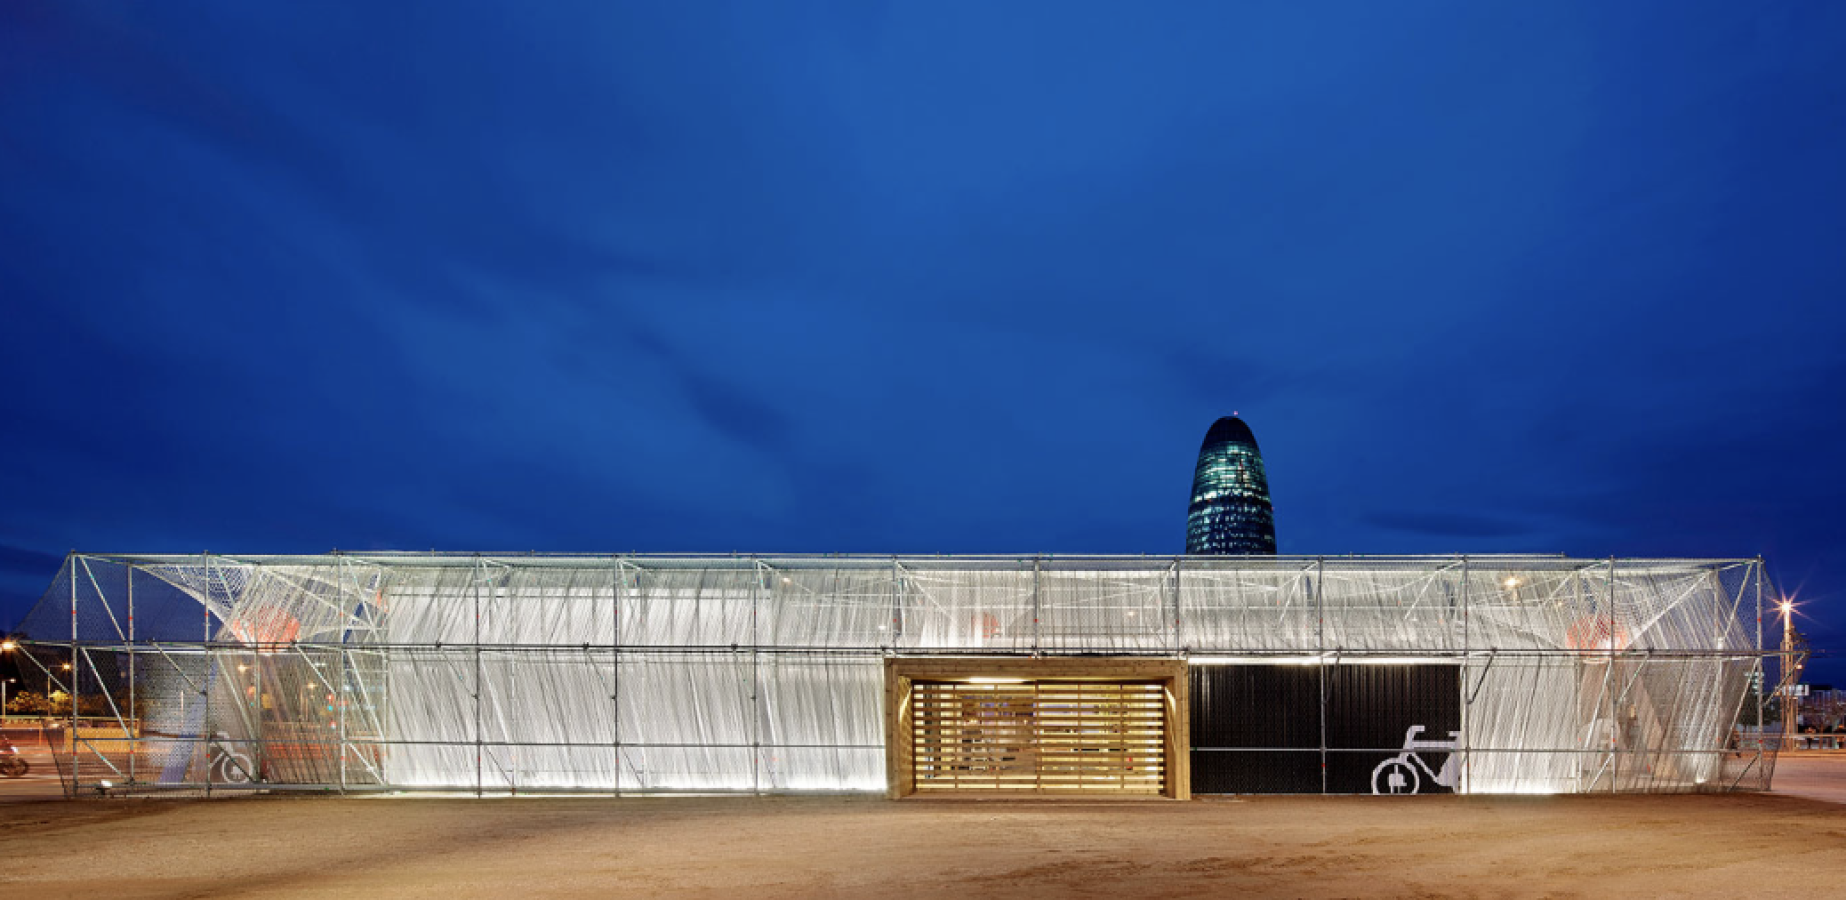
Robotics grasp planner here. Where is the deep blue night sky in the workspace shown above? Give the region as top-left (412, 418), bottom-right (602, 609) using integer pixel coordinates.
top-left (2, 4), bottom-right (1842, 679)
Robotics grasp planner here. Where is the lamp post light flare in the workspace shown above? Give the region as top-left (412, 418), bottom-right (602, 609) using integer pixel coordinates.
top-left (1780, 598), bottom-right (1802, 743)
top-left (0, 641), bottom-right (13, 723)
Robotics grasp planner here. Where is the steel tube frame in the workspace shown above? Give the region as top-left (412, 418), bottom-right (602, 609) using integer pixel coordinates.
top-left (15, 553), bottom-right (1773, 798)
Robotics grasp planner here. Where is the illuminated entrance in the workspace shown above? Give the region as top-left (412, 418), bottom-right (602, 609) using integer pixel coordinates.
top-left (910, 680), bottom-right (1166, 793)
top-left (885, 658), bottom-right (1189, 798)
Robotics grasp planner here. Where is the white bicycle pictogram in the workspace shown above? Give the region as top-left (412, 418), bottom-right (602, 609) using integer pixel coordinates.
top-left (209, 731), bottom-right (256, 784)
top-left (1370, 725), bottom-right (1460, 795)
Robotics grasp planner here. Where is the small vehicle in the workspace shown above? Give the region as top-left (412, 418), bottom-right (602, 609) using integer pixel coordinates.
top-left (0, 738), bottom-right (28, 778)
top-left (1371, 725), bottom-right (1460, 795)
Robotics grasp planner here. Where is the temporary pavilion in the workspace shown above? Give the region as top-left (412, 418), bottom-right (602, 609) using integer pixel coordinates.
top-left (10, 552), bottom-right (1784, 798)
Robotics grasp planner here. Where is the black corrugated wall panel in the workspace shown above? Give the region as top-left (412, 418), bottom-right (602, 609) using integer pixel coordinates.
top-left (1191, 664), bottom-right (1462, 794)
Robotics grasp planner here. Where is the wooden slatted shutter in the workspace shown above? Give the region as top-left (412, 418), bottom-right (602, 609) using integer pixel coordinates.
top-left (910, 680), bottom-right (1166, 794)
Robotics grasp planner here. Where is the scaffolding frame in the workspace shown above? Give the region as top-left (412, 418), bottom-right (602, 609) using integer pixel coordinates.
top-left (11, 552), bottom-right (1777, 796)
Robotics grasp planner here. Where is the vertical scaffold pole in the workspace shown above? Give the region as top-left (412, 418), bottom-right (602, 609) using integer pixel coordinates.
top-left (751, 560), bottom-right (762, 795)
top-left (128, 562), bottom-right (136, 788)
top-left (1031, 557), bottom-right (1041, 656)
top-left (889, 557), bottom-right (901, 644)
top-left (508, 606), bottom-right (517, 797)
top-left (69, 554), bottom-right (79, 798)
top-left (1316, 558), bottom-right (1326, 795)
top-left (1459, 556), bottom-right (1469, 794)
top-left (335, 556), bottom-right (346, 793)
top-left (377, 566), bottom-right (392, 795)
top-left (620, 560), bottom-right (627, 796)
top-left (1607, 557), bottom-right (1617, 793)
top-left (1169, 560), bottom-right (1181, 654)
top-left (474, 555), bottom-right (483, 798)
top-left (202, 553), bottom-right (212, 798)
top-left (337, 646), bottom-right (348, 794)
top-left (1754, 559), bottom-right (1764, 749)
top-left (254, 640), bottom-right (264, 787)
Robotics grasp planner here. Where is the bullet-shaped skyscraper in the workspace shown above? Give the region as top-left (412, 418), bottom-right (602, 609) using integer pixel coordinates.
top-left (1186, 415), bottom-right (1276, 554)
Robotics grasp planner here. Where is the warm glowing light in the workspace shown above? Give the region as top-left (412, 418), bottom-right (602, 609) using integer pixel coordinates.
top-left (0, 640), bottom-right (14, 652)
top-left (60, 663), bottom-right (71, 671)
top-left (1780, 600), bottom-right (1794, 616)
top-left (1565, 615), bottom-right (1630, 653)
top-left (1503, 577), bottom-right (1520, 588)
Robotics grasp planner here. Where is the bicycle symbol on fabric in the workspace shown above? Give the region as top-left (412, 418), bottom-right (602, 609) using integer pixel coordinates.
top-left (1370, 726), bottom-right (1460, 795)
top-left (208, 732), bottom-right (256, 784)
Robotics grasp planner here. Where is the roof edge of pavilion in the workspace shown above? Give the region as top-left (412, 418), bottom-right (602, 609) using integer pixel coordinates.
top-left (49, 551), bottom-right (1763, 570)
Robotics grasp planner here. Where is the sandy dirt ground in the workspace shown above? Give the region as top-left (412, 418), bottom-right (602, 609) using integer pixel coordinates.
top-left (1, 787), bottom-right (1843, 899)
top-left (1764, 751), bottom-right (1846, 804)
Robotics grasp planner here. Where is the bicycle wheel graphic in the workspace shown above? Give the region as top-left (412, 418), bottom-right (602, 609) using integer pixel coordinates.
top-left (214, 752), bottom-right (253, 784)
top-left (1371, 758), bottom-right (1420, 795)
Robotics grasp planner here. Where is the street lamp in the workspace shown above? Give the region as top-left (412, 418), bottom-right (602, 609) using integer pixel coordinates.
top-left (47, 661), bottom-right (71, 703)
top-left (1781, 599), bottom-right (1802, 743)
top-left (1, 639), bottom-right (15, 722)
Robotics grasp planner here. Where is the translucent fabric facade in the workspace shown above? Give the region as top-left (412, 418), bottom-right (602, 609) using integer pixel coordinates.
top-left (12, 553), bottom-right (1778, 796)
top-left (1186, 416), bottom-right (1277, 554)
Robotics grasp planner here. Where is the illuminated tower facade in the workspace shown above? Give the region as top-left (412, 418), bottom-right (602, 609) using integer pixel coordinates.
top-left (1186, 415), bottom-right (1276, 554)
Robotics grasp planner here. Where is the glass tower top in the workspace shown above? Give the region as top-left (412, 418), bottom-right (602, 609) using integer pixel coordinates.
top-left (1186, 415), bottom-right (1276, 555)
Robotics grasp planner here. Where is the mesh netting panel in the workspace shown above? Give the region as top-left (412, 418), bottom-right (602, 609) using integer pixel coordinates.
top-left (1038, 562), bottom-right (1174, 652)
top-left (1178, 559), bottom-right (1318, 652)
